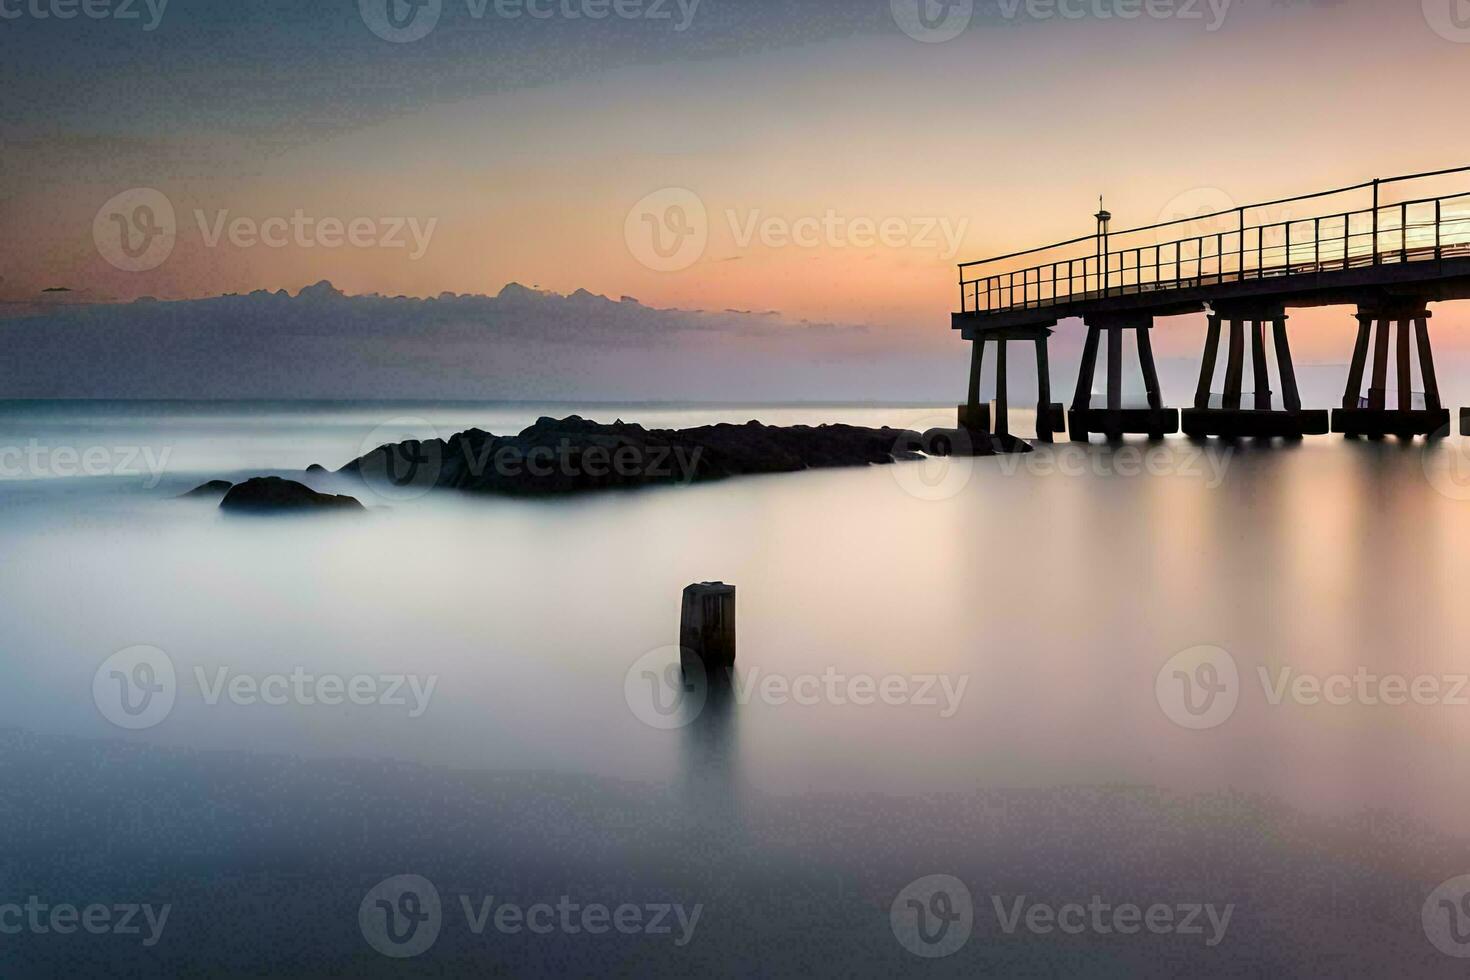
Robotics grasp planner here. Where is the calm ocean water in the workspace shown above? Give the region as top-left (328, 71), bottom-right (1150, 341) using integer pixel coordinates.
top-left (4, 400), bottom-right (1470, 975)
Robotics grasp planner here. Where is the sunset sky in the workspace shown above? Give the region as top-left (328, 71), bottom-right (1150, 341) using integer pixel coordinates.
top-left (5, 0), bottom-right (1470, 394)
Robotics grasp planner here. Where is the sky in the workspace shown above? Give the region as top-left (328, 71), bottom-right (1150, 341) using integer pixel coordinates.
top-left (3, 0), bottom-right (1470, 400)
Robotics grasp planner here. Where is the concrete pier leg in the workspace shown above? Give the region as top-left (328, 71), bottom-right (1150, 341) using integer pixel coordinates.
top-left (967, 340), bottom-right (985, 415)
top-left (1223, 319), bottom-right (1245, 411)
top-left (1397, 319), bottom-right (1413, 413)
top-left (1251, 320), bottom-right (1273, 411)
top-left (1416, 316), bottom-right (1441, 412)
top-left (1071, 325), bottom-right (1101, 442)
top-left (1369, 318), bottom-right (1391, 411)
top-left (1106, 326), bottom-right (1123, 442)
top-left (1034, 337), bottom-right (1054, 444)
top-left (1273, 318), bottom-right (1302, 413)
top-left (1343, 314), bottom-right (1372, 411)
top-left (680, 582), bottom-right (736, 682)
top-left (1136, 326), bottom-right (1165, 440)
top-left (1195, 315), bottom-right (1222, 411)
top-left (995, 339), bottom-right (1010, 439)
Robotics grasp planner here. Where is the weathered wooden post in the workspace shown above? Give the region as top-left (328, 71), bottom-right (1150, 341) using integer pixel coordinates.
top-left (680, 583), bottom-right (736, 681)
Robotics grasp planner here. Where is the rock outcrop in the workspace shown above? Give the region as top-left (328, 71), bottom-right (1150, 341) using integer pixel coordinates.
top-left (179, 479), bottom-right (234, 499)
top-left (339, 416), bottom-right (1028, 498)
top-left (218, 477), bottom-right (363, 514)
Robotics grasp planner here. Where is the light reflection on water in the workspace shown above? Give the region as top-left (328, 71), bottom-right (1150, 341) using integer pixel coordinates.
top-left (4, 402), bottom-right (1470, 973)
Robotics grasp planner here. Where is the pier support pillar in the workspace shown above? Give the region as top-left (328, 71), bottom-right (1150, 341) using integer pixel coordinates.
top-left (1183, 304), bottom-right (1327, 439)
top-left (958, 321), bottom-right (1063, 444)
top-left (680, 582), bottom-right (736, 682)
top-left (1068, 313), bottom-right (1179, 443)
top-left (1333, 300), bottom-right (1449, 439)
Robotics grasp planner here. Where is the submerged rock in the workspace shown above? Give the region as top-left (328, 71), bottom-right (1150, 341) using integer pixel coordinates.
top-left (219, 477), bottom-right (363, 514)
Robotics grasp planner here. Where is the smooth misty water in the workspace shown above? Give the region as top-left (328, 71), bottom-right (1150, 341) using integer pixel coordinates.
top-left (6, 401), bottom-right (1470, 976)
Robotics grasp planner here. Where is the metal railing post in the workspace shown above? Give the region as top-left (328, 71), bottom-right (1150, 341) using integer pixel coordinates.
top-left (1436, 199), bottom-right (1443, 261)
top-left (1372, 178), bottom-right (1381, 265)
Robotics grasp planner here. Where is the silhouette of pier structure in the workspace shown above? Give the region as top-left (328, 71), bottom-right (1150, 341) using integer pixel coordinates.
top-left (953, 167), bottom-right (1470, 442)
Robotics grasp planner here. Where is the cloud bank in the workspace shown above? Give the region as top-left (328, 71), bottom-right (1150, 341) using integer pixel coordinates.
top-left (0, 282), bottom-right (962, 402)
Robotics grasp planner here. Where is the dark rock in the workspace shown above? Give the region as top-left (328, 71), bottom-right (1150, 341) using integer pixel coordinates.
top-left (219, 477), bottom-right (363, 514)
top-left (178, 480), bottom-right (234, 499)
top-left (339, 416), bottom-right (932, 498)
top-left (305, 464), bottom-right (328, 474)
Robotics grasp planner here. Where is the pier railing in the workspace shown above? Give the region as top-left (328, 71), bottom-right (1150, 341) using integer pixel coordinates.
top-left (959, 167), bottom-right (1470, 316)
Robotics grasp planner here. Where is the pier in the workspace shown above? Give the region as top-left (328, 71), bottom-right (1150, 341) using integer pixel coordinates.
top-left (953, 167), bottom-right (1470, 442)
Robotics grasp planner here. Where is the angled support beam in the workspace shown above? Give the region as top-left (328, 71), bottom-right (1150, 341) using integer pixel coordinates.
top-left (1369, 317), bottom-right (1391, 411)
top-left (1344, 314), bottom-right (1372, 410)
top-left (967, 339), bottom-right (985, 411)
top-left (1137, 326), bottom-right (1163, 412)
top-left (1073, 325), bottom-right (1101, 413)
top-left (1416, 316), bottom-right (1441, 412)
top-left (1273, 318), bottom-right (1302, 413)
top-left (1195, 315), bottom-right (1222, 411)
